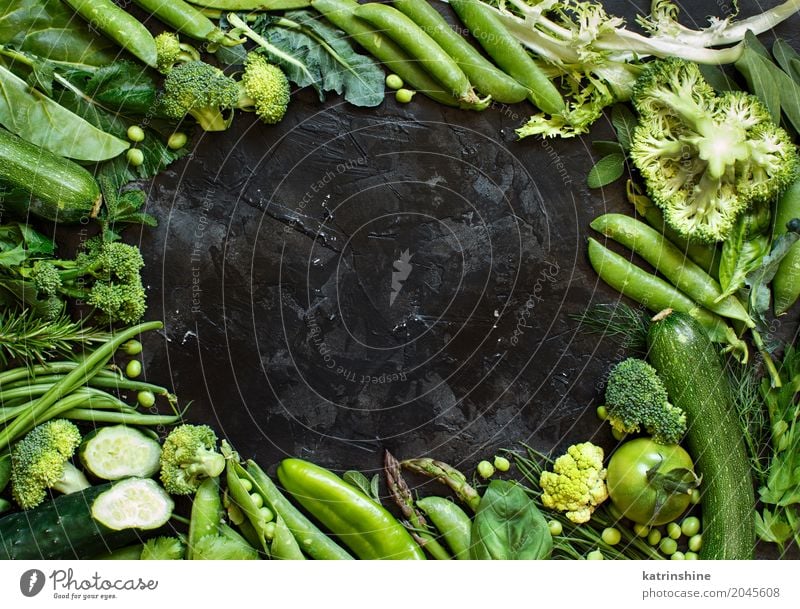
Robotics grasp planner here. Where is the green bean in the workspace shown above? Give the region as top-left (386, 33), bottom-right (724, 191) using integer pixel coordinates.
top-left (416, 496), bottom-right (472, 560)
top-left (773, 178), bottom-right (800, 315)
top-left (354, 3), bottom-right (481, 105)
top-left (57, 408), bottom-right (181, 426)
top-left (591, 214), bottom-right (753, 326)
top-left (393, 0), bottom-right (528, 103)
top-left (188, 477), bottom-right (222, 559)
top-left (312, 0), bottom-right (486, 109)
top-left (449, 0), bottom-right (564, 114)
top-left (587, 238), bottom-right (748, 361)
top-left (131, 0), bottom-right (239, 46)
top-left (61, 0), bottom-right (158, 68)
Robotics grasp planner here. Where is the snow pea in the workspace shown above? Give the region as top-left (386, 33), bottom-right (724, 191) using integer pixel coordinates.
top-left (773, 178), bottom-right (800, 315)
top-left (277, 458), bottom-right (425, 560)
top-left (393, 0), bottom-right (528, 103)
top-left (131, 0), bottom-right (237, 46)
top-left (449, 0), bottom-right (564, 114)
top-left (61, 0), bottom-right (158, 68)
top-left (416, 496), bottom-right (472, 559)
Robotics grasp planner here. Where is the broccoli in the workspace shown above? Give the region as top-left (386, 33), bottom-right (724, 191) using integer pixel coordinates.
top-left (10, 420), bottom-right (90, 510)
top-left (604, 358), bottom-right (686, 445)
top-left (155, 32), bottom-right (201, 75)
top-left (236, 53), bottom-right (290, 126)
top-left (539, 442), bottom-right (608, 524)
top-left (159, 424), bottom-right (226, 495)
top-left (630, 58), bottom-right (798, 243)
top-left (140, 536), bottom-right (186, 560)
top-left (159, 61), bottom-right (240, 132)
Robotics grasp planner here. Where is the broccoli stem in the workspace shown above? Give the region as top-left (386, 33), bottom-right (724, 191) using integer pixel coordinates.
top-left (52, 462), bottom-right (91, 495)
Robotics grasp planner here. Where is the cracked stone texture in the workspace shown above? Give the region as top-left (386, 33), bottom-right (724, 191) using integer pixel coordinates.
top-left (139, 0), bottom-right (798, 535)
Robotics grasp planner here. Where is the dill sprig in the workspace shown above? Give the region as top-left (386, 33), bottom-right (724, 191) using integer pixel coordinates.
top-left (570, 303), bottom-right (651, 352)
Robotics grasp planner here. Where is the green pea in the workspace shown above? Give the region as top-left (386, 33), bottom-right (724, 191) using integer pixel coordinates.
top-left (659, 537), bottom-right (678, 556)
top-left (125, 359), bottom-right (142, 378)
top-left (586, 549), bottom-right (604, 560)
top-left (547, 520), bottom-right (562, 536)
top-left (127, 125), bottom-right (145, 142)
top-left (596, 405), bottom-right (608, 420)
top-left (493, 456), bottom-right (510, 472)
top-left (684, 551), bottom-right (699, 560)
top-left (667, 522), bottom-right (682, 540)
top-left (671, 551), bottom-right (686, 560)
top-left (263, 521), bottom-right (276, 540)
top-left (688, 534), bottom-right (703, 552)
top-left (385, 74), bottom-right (404, 90)
top-left (167, 132), bottom-right (188, 150)
top-left (121, 339), bottom-right (143, 355)
top-left (647, 529), bottom-right (662, 546)
top-left (633, 523), bottom-right (650, 538)
top-left (690, 489), bottom-right (701, 505)
top-left (126, 148), bottom-right (144, 167)
top-left (239, 478), bottom-right (253, 492)
top-left (601, 527), bottom-right (621, 546)
top-left (249, 492), bottom-right (264, 508)
top-left (611, 427), bottom-right (626, 441)
top-left (259, 506), bottom-right (274, 523)
top-left (396, 88), bottom-right (416, 103)
top-left (137, 390), bottom-right (156, 408)
top-left (476, 460), bottom-right (495, 479)
top-left (681, 516), bottom-right (701, 537)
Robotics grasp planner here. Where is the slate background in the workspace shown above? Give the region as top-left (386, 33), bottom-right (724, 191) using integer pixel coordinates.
top-left (134, 0), bottom-right (799, 553)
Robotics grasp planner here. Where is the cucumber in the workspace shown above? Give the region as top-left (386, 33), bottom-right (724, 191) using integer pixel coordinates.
top-left (0, 482), bottom-right (156, 559)
top-left (0, 453), bottom-right (10, 493)
top-left (646, 309), bottom-right (755, 559)
top-left (91, 478), bottom-right (173, 531)
top-left (79, 426), bottom-right (162, 480)
top-left (0, 127), bottom-right (101, 224)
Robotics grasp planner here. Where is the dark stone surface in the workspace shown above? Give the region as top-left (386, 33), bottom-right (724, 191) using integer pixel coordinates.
top-left (137, 0), bottom-right (798, 550)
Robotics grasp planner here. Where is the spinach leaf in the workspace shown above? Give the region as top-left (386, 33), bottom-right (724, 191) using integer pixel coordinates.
top-left (67, 62), bottom-right (159, 116)
top-left (0, 64), bottom-right (128, 161)
top-left (470, 480), bottom-right (552, 560)
top-left (252, 10), bottom-right (384, 107)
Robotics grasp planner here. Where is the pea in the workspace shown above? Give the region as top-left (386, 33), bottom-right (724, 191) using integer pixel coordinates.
top-left (671, 551), bottom-right (686, 560)
top-left (547, 520), bottom-right (562, 536)
top-left (633, 523), bottom-right (650, 538)
top-left (659, 538), bottom-right (678, 556)
top-left (259, 506), bottom-right (274, 523)
top-left (121, 340), bottom-right (143, 355)
top-left (127, 125), bottom-right (145, 142)
top-left (249, 492), bottom-right (264, 509)
top-left (493, 456), bottom-right (510, 472)
top-left (586, 549), bottom-right (604, 560)
top-left (126, 148), bottom-right (144, 167)
top-left (167, 132), bottom-right (188, 150)
top-left (385, 74), bottom-right (404, 90)
top-left (137, 390), bottom-right (156, 408)
top-left (611, 427), bottom-right (626, 441)
top-left (772, 179), bottom-right (800, 314)
top-left (396, 88), bottom-right (416, 104)
top-left (681, 516), bottom-right (701, 537)
top-left (263, 521), bottom-right (276, 540)
top-left (690, 489), bottom-right (701, 505)
top-left (601, 527), bottom-right (622, 546)
top-left (647, 529), bottom-right (662, 546)
top-left (239, 478), bottom-right (253, 492)
top-left (476, 460), bottom-right (495, 479)
top-left (667, 522), bottom-right (682, 540)
top-left (688, 534), bottom-right (703, 552)
top-left (125, 359), bottom-right (142, 378)
top-left (596, 405), bottom-right (608, 420)
top-left (684, 551), bottom-right (699, 560)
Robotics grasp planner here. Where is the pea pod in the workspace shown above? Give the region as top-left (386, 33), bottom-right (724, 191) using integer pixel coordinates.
top-left (590, 214), bottom-right (753, 326)
top-left (353, 3), bottom-right (482, 105)
top-left (185, 0), bottom-right (311, 9)
top-left (393, 0), bottom-right (527, 103)
top-left (61, 0), bottom-right (158, 68)
top-left (773, 178), bottom-right (800, 315)
top-left (449, 0), bottom-right (564, 114)
top-left (416, 496), bottom-right (472, 560)
top-left (277, 458), bottom-right (425, 560)
top-left (587, 238), bottom-right (748, 361)
top-left (187, 478), bottom-right (222, 559)
top-left (131, 0), bottom-right (239, 46)
top-left (226, 458), bottom-right (276, 554)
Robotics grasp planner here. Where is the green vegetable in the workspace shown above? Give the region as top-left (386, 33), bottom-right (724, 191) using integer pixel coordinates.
top-left (401, 457), bottom-right (481, 511)
top-left (60, 0), bottom-right (158, 68)
top-left (450, 0), bottom-right (563, 113)
top-left (395, 88), bottom-right (415, 104)
top-left (394, 0), bottom-right (528, 104)
top-left (155, 31), bottom-right (201, 74)
top-left (126, 148), bottom-right (145, 167)
top-left (131, 0), bottom-right (240, 47)
top-left (141, 536), bottom-right (185, 560)
top-left (607, 437), bottom-right (699, 527)
top-left (186, 0), bottom-right (311, 8)
top-left (127, 126), bottom-right (145, 143)
top-left (647, 309), bottom-right (755, 559)
top-left (659, 537), bottom-right (678, 556)
top-left (190, 523), bottom-right (259, 560)
top-left (159, 61), bottom-right (239, 132)
top-left (0, 452), bottom-right (10, 492)
top-left (416, 496), bottom-right (472, 560)
top-left (159, 424), bottom-right (225, 496)
top-left (547, 520), bottom-right (562, 536)
top-left (237, 53), bottom-right (290, 125)
top-left (470, 480), bottom-right (552, 560)
top-left (688, 534), bottom-right (702, 552)
top-left (277, 457), bottom-right (425, 560)
top-left (167, 132), bottom-right (188, 150)
top-left (493, 455), bottom-right (510, 472)
top-left (601, 527), bottom-right (622, 545)
top-left (137, 391), bottom-right (156, 408)
top-left (667, 522), bottom-right (682, 540)
top-left (773, 178), bottom-right (800, 315)
top-left (386, 74), bottom-right (403, 90)
top-left (91, 478), bottom-right (174, 530)
top-left (586, 549), bottom-right (604, 560)
top-left (187, 477), bottom-right (223, 560)
top-left (681, 517), bottom-right (701, 537)
top-left (476, 459), bottom-right (495, 479)
top-left (539, 442), bottom-right (608, 524)
top-left (125, 359), bottom-right (143, 378)
top-left (630, 58), bottom-right (798, 243)
top-left (603, 358), bottom-right (686, 445)
top-left (79, 426), bottom-right (162, 481)
top-left (10, 419), bottom-right (90, 509)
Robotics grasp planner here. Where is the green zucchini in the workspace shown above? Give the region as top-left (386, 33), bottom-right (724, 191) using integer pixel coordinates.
top-left (0, 128), bottom-right (101, 223)
top-left (0, 453), bottom-right (10, 493)
top-left (0, 482), bottom-right (154, 559)
top-left (646, 309), bottom-right (755, 560)
top-left (79, 426), bottom-right (162, 481)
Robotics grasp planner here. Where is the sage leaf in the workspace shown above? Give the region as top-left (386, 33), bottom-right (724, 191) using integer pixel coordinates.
top-left (773, 39), bottom-right (800, 84)
top-left (587, 152), bottom-right (625, 188)
top-left (736, 33), bottom-right (781, 124)
top-left (591, 140), bottom-right (625, 155)
top-left (698, 64), bottom-right (740, 92)
top-left (611, 104), bottom-right (637, 151)
top-left (0, 64), bottom-right (128, 161)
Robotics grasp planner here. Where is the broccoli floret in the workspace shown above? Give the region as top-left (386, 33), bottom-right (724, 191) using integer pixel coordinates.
top-left (155, 32), bottom-right (200, 74)
top-left (236, 53), bottom-right (290, 126)
top-left (540, 442), bottom-right (608, 524)
top-left (30, 261), bottom-right (62, 296)
top-left (630, 58), bottom-right (798, 243)
top-left (604, 358), bottom-right (687, 445)
top-left (10, 420), bottom-right (90, 510)
top-left (159, 424), bottom-right (226, 495)
top-left (160, 61), bottom-right (239, 132)
top-left (141, 536), bottom-right (186, 560)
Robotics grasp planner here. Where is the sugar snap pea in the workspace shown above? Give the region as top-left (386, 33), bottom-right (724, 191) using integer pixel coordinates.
top-left (449, 0), bottom-right (564, 114)
top-left (61, 0), bottom-right (158, 68)
top-left (187, 478), bottom-right (222, 559)
top-left (354, 2), bottom-right (482, 105)
top-left (773, 178), bottom-right (800, 315)
top-left (416, 496), bottom-right (472, 560)
top-left (131, 0), bottom-right (240, 46)
top-left (393, 0), bottom-right (527, 103)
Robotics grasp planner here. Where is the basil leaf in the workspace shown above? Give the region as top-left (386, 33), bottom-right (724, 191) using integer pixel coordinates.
top-left (587, 153), bottom-right (625, 188)
top-left (611, 104), bottom-right (636, 151)
top-left (470, 480), bottom-right (552, 560)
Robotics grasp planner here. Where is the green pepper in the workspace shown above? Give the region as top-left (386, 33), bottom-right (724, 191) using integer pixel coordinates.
top-left (277, 458), bottom-right (425, 560)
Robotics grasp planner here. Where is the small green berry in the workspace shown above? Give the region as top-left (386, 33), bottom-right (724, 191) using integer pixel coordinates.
top-left (167, 132), bottom-right (188, 150)
top-left (385, 74), bottom-right (403, 90)
top-left (477, 460), bottom-right (495, 479)
top-left (127, 125), bottom-right (145, 142)
top-left (395, 88), bottom-right (415, 103)
top-left (125, 359), bottom-right (142, 378)
top-left (493, 455), bottom-right (510, 472)
top-left (647, 529), bottom-right (662, 546)
top-left (126, 148), bottom-right (144, 167)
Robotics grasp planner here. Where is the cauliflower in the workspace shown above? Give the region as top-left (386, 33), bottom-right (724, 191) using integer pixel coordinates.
top-left (539, 442), bottom-right (608, 523)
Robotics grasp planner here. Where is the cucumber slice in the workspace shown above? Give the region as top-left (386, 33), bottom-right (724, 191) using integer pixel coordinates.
top-left (80, 425), bottom-right (162, 480)
top-left (92, 478), bottom-right (174, 531)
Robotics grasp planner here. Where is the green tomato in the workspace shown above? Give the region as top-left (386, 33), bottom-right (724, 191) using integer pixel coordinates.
top-left (606, 438), bottom-right (697, 526)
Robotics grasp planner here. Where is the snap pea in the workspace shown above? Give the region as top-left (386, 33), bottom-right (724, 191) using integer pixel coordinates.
top-left (773, 178), bottom-right (800, 315)
top-left (354, 3), bottom-right (481, 105)
top-left (187, 478), bottom-right (222, 559)
top-left (226, 459), bottom-right (280, 555)
top-left (591, 214), bottom-right (753, 326)
top-left (393, 0), bottom-right (528, 103)
top-left (61, 0), bottom-right (158, 68)
top-left (311, 0), bottom-right (487, 109)
top-left (131, 0), bottom-right (239, 46)
top-left (185, 0), bottom-right (311, 9)
top-left (416, 496), bottom-right (472, 560)
top-left (587, 238), bottom-right (747, 360)
top-left (449, 0), bottom-right (564, 114)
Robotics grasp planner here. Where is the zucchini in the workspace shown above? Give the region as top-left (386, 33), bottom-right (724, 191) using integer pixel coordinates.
top-left (0, 127), bottom-right (101, 223)
top-left (79, 425), bottom-right (162, 480)
top-left (0, 482), bottom-right (158, 559)
top-left (0, 453), bottom-right (10, 493)
top-left (646, 309), bottom-right (755, 559)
